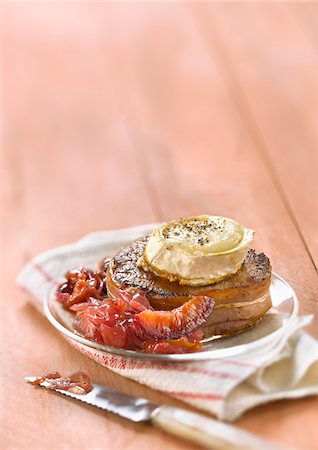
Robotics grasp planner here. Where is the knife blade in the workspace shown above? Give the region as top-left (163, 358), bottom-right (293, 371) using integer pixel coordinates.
top-left (25, 377), bottom-right (283, 450)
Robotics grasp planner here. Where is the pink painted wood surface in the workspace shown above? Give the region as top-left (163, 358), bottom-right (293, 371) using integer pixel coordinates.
top-left (2, 3), bottom-right (318, 449)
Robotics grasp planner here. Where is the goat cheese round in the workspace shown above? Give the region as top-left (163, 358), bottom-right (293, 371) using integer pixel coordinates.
top-left (141, 215), bottom-right (254, 286)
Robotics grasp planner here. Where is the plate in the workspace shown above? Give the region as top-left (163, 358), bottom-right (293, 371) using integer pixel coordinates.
top-left (44, 224), bottom-right (299, 362)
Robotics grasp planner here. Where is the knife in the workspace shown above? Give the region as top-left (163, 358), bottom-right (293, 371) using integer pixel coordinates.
top-left (25, 378), bottom-right (281, 450)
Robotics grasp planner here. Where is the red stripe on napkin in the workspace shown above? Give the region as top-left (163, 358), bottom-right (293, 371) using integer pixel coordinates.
top-left (169, 391), bottom-right (224, 400)
top-left (18, 284), bottom-right (38, 302)
top-left (32, 262), bottom-right (54, 283)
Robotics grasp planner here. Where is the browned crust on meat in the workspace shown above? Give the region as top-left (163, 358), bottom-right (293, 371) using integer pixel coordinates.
top-left (106, 236), bottom-right (271, 303)
top-left (104, 235), bottom-right (272, 337)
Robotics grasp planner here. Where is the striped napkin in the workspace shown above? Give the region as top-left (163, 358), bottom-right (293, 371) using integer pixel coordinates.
top-left (16, 225), bottom-right (318, 421)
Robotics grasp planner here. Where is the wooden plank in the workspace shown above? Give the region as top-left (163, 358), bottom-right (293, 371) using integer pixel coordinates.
top-left (2, 4), bottom-right (191, 450)
top-left (2, 3), bottom-right (318, 450)
top-left (3, 3), bottom-right (158, 257)
top-left (97, 2), bottom-right (318, 312)
top-left (294, 2), bottom-right (318, 42)
top-left (91, 4), bottom-right (318, 448)
top-left (191, 2), bottom-right (318, 268)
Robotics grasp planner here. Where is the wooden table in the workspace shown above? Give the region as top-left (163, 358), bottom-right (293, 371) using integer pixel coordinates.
top-left (2, 3), bottom-right (318, 449)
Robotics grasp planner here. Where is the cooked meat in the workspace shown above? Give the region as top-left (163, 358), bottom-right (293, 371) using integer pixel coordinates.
top-left (105, 235), bottom-right (272, 337)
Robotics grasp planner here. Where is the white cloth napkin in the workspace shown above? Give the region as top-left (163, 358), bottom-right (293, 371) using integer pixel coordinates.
top-left (16, 226), bottom-right (318, 421)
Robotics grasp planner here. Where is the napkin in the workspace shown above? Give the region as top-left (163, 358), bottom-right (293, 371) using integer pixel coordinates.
top-left (16, 226), bottom-right (318, 421)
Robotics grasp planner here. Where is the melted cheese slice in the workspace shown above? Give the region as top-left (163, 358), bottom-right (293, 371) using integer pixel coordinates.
top-left (141, 215), bottom-right (254, 286)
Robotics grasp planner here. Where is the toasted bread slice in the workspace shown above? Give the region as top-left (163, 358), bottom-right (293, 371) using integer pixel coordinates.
top-left (105, 235), bottom-right (272, 337)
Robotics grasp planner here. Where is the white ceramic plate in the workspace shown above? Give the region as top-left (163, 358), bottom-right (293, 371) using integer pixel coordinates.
top-left (44, 224), bottom-right (299, 362)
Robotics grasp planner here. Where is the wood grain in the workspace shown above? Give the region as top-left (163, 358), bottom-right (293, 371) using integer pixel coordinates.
top-left (2, 3), bottom-right (318, 450)
top-left (99, 2), bottom-right (318, 320)
top-left (192, 2), bottom-right (318, 268)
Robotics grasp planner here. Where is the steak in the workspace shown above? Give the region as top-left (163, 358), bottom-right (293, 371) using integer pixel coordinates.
top-left (105, 235), bottom-right (272, 337)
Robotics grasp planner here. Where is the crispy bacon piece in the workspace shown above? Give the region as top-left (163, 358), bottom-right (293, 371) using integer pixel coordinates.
top-left (26, 371), bottom-right (93, 394)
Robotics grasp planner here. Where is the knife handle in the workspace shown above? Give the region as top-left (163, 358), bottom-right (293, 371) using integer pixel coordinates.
top-left (151, 406), bottom-right (282, 450)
